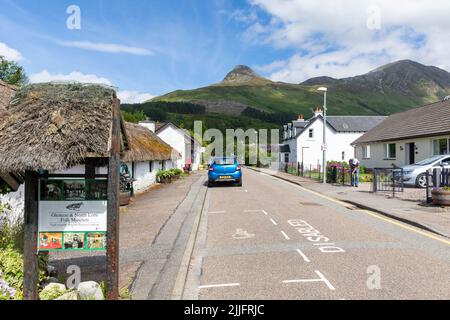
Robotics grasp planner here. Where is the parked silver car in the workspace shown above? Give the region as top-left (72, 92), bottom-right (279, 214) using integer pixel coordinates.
top-left (400, 155), bottom-right (450, 188)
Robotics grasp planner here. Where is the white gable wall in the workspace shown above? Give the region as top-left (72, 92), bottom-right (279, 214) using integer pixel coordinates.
top-left (157, 126), bottom-right (186, 169)
top-left (286, 118), bottom-right (363, 168)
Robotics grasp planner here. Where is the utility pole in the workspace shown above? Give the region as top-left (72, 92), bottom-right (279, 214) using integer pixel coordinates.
top-left (318, 87), bottom-right (328, 184)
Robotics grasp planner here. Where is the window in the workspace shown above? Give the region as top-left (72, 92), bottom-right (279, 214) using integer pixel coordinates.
top-left (362, 145), bottom-right (371, 159)
top-left (432, 138), bottom-right (450, 155)
top-left (162, 161), bottom-right (166, 170)
top-left (149, 161), bottom-right (154, 173)
top-left (342, 151), bottom-right (345, 161)
top-left (385, 143), bottom-right (396, 159)
top-left (309, 129), bottom-right (314, 139)
top-left (284, 153), bottom-right (289, 163)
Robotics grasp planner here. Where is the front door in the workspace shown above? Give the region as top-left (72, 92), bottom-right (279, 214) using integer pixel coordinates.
top-left (407, 143), bottom-right (415, 164)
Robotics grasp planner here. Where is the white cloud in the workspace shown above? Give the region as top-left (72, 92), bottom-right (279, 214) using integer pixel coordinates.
top-left (0, 42), bottom-right (23, 61)
top-left (246, 0), bottom-right (450, 82)
top-left (59, 41), bottom-right (153, 56)
top-left (117, 90), bottom-right (154, 104)
top-left (29, 70), bottom-right (112, 85)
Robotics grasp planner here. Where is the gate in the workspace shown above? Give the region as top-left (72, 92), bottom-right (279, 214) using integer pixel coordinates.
top-left (373, 167), bottom-right (404, 196)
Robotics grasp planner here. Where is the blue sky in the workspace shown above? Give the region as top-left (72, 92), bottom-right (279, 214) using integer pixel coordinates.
top-left (0, 0), bottom-right (292, 101)
top-left (1, 0), bottom-right (449, 102)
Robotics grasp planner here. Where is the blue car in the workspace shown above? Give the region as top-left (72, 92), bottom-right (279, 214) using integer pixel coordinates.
top-left (208, 157), bottom-right (242, 187)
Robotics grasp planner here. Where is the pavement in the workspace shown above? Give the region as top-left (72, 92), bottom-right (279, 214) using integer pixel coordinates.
top-left (182, 168), bottom-right (450, 300)
top-left (249, 167), bottom-right (450, 239)
top-left (49, 172), bottom-right (206, 296)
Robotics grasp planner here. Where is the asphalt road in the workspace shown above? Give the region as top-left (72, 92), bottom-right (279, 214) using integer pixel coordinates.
top-left (182, 168), bottom-right (450, 300)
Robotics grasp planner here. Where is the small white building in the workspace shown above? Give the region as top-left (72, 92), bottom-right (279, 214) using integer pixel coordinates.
top-left (153, 122), bottom-right (202, 171)
top-left (280, 108), bottom-right (386, 169)
top-left (353, 99), bottom-right (450, 168)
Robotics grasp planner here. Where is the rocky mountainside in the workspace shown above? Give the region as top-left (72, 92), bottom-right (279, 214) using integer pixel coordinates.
top-left (152, 60), bottom-right (450, 118)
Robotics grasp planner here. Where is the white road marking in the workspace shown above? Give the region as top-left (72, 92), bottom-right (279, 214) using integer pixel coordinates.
top-left (243, 209), bottom-right (269, 216)
top-left (281, 231), bottom-right (290, 240)
top-left (232, 229), bottom-right (255, 240)
top-left (283, 270), bottom-right (335, 291)
top-left (314, 270), bottom-right (336, 290)
top-left (209, 211), bottom-right (226, 214)
top-left (270, 218), bottom-right (278, 226)
top-left (296, 249), bottom-right (311, 262)
top-left (257, 170), bottom-right (450, 247)
top-left (198, 283), bottom-right (240, 289)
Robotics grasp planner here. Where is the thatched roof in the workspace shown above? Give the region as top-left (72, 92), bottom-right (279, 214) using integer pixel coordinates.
top-left (0, 82), bottom-right (128, 172)
top-left (0, 80), bottom-right (17, 120)
top-left (122, 122), bottom-right (180, 162)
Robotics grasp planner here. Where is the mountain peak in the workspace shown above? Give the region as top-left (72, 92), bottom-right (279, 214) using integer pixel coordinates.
top-left (222, 65), bottom-right (262, 83)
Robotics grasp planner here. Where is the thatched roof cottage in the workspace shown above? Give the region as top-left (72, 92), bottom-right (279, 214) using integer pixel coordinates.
top-left (0, 82), bottom-right (129, 173)
top-left (0, 82), bottom-right (182, 193)
top-left (122, 122), bottom-right (180, 192)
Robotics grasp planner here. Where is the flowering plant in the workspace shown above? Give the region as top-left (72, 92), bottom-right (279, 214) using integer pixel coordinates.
top-left (0, 270), bottom-right (16, 300)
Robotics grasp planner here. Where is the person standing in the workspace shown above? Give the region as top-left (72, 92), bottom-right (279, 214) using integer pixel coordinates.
top-left (349, 157), bottom-right (360, 187)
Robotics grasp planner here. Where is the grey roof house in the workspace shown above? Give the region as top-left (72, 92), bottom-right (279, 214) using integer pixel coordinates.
top-left (353, 98), bottom-right (450, 168)
top-left (281, 108), bottom-right (386, 168)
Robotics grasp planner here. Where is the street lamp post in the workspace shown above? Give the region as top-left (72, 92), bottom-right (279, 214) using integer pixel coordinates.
top-left (318, 87), bottom-right (328, 184)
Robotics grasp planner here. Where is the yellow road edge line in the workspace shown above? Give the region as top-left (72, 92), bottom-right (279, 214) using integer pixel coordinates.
top-left (257, 169), bottom-right (450, 246)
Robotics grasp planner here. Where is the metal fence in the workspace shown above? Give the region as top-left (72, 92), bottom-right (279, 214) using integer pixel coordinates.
top-left (328, 166), bottom-right (352, 185)
top-left (372, 167), bottom-right (404, 196)
top-left (280, 162), bottom-right (323, 181)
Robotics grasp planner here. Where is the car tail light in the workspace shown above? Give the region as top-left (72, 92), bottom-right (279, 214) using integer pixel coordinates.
top-left (236, 166), bottom-right (241, 171)
top-left (209, 166), bottom-right (214, 171)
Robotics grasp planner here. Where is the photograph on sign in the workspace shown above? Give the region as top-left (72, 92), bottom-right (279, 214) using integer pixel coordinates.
top-left (63, 232), bottom-right (86, 250)
top-left (87, 232), bottom-right (107, 250)
top-left (38, 232), bottom-right (63, 250)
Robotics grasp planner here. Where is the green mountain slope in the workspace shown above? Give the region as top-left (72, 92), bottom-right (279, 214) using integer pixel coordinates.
top-left (152, 60), bottom-right (450, 117)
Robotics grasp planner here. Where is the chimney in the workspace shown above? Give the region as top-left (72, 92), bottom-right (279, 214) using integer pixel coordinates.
top-left (138, 119), bottom-right (156, 133)
top-left (314, 107), bottom-right (323, 117)
top-left (297, 114), bottom-right (305, 121)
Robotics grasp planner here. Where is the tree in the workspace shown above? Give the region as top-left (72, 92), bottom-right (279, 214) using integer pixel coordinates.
top-left (0, 56), bottom-right (28, 86)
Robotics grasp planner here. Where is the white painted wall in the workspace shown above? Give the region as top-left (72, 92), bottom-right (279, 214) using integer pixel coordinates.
top-left (157, 125), bottom-right (202, 171)
top-left (125, 160), bottom-right (165, 193)
top-left (157, 126), bottom-right (186, 169)
top-left (282, 118), bottom-right (362, 169)
top-left (356, 134), bottom-right (450, 168)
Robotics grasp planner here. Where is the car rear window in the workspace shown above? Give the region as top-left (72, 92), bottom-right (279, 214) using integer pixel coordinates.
top-left (213, 158), bottom-right (236, 165)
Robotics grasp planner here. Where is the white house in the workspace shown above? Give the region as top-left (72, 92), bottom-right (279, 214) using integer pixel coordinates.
top-left (153, 122), bottom-right (202, 171)
top-left (353, 98), bottom-right (450, 168)
top-left (280, 108), bottom-right (386, 169)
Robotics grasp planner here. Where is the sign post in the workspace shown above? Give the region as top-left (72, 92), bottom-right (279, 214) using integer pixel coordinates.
top-left (23, 171), bottom-right (39, 300)
top-left (106, 98), bottom-right (121, 300)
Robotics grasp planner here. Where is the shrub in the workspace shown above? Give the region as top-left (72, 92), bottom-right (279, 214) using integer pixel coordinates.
top-left (169, 168), bottom-right (183, 176)
top-left (0, 248), bottom-right (48, 300)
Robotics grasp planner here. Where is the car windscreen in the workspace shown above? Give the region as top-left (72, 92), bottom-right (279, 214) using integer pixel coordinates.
top-left (213, 158), bottom-right (236, 165)
top-left (415, 155), bottom-right (446, 166)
